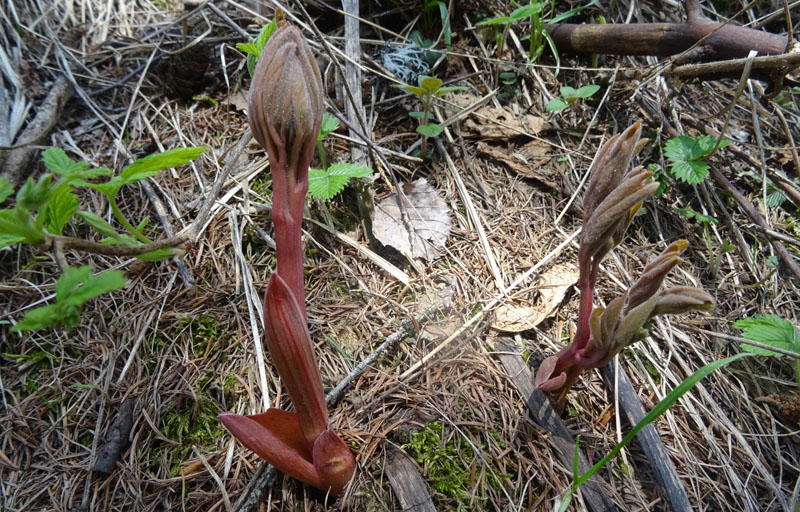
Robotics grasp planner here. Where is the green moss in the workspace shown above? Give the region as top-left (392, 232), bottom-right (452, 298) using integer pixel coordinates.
top-left (155, 395), bottom-right (224, 477)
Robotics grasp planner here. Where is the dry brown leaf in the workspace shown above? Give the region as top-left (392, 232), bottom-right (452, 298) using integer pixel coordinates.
top-left (371, 178), bottom-right (451, 260)
top-left (223, 90), bottom-right (248, 112)
top-left (493, 263), bottom-right (578, 332)
top-left (477, 140), bottom-right (558, 189)
top-left (464, 105), bottom-right (545, 139)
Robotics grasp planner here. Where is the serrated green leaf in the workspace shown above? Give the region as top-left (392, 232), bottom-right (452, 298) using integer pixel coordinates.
top-left (0, 209), bottom-right (44, 244)
top-left (0, 233), bottom-right (25, 248)
top-left (416, 123), bottom-right (443, 138)
top-left (664, 136), bottom-right (701, 164)
top-left (245, 19), bottom-right (278, 76)
top-left (735, 315), bottom-right (800, 357)
top-left (546, 97), bottom-right (569, 112)
top-left (670, 160), bottom-right (709, 184)
top-left (120, 146), bottom-right (208, 185)
top-left (308, 163), bottom-right (373, 199)
top-left (12, 267), bottom-right (126, 332)
top-left (136, 247), bottom-right (183, 261)
top-left (76, 211), bottom-right (123, 241)
top-left (318, 113), bottom-right (340, 141)
top-left (46, 185), bottom-right (79, 235)
top-left (694, 135), bottom-right (728, 155)
top-left (0, 178), bottom-right (13, 205)
top-left (574, 84), bottom-right (600, 98)
top-left (16, 175), bottom-right (53, 210)
top-left (236, 42), bottom-right (259, 56)
top-left (42, 147), bottom-right (88, 176)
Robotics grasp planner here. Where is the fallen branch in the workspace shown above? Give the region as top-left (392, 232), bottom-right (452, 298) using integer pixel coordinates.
top-left (548, 0), bottom-right (793, 82)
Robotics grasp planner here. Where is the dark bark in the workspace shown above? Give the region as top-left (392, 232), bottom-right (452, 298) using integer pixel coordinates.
top-left (548, 0), bottom-right (788, 65)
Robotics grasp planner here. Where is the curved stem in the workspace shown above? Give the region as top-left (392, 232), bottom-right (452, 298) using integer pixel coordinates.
top-left (109, 196), bottom-right (151, 243)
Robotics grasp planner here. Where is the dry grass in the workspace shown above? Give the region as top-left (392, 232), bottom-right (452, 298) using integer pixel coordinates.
top-left (2, 0), bottom-right (800, 511)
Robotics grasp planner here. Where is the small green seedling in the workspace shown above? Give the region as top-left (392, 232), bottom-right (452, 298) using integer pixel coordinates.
top-left (308, 113), bottom-right (372, 200)
top-left (395, 75), bottom-right (467, 158)
top-left (546, 84), bottom-right (601, 112)
top-left (2, 146), bottom-right (206, 331)
top-left (478, 0), bottom-right (597, 69)
top-left (236, 18), bottom-right (278, 77)
top-left (663, 135), bottom-right (730, 184)
top-left (12, 266), bottom-right (126, 332)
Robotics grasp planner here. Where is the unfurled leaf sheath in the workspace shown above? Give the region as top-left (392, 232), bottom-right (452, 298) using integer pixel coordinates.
top-left (264, 273), bottom-right (329, 446)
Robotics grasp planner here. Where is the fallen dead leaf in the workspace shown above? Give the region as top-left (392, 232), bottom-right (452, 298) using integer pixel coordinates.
top-left (477, 140), bottom-right (558, 189)
top-left (223, 90), bottom-right (248, 112)
top-left (371, 178), bottom-right (451, 260)
top-left (464, 105), bottom-right (545, 139)
top-left (493, 263), bottom-right (578, 332)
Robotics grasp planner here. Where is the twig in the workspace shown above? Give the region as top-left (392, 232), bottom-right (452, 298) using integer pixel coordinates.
top-left (51, 232), bottom-right (189, 257)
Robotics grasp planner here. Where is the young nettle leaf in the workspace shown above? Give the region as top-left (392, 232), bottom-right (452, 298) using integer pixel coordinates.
top-left (11, 266), bottom-right (126, 332)
top-left (120, 146), bottom-right (208, 185)
top-left (46, 185), bottom-right (79, 236)
top-left (735, 315), bottom-right (800, 357)
top-left (308, 163), bottom-right (372, 200)
top-left (416, 123), bottom-right (443, 138)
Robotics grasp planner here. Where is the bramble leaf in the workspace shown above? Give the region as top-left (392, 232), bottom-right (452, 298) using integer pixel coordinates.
top-left (120, 146), bottom-right (208, 185)
top-left (308, 163), bottom-right (372, 200)
top-left (46, 185), bottom-right (79, 235)
top-left (11, 266), bottom-right (126, 332)
top-left (734, 315), bottom-right (800, 357)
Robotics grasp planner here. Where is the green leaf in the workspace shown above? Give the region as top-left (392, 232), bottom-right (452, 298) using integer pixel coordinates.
top-left (476, 15), bottom-right (511, 26)
top-left (670, 160), bottom-right (709, 184)
top-left (695, 135), bottom-right (728, 155)
top-left (434, 85), bottom-right (468, 97)
top-left (734, 315), bottom-right (800, 357)
top-left (11, 266), bottom-right (126, 332)
top-left (244, 19), bottom-right (278, 76)
top-left (676, 207), bottom-right (718, 224)
top-left (46, 185), bottom-right (79, 235)
top-left (419, 76), bottom-right (443, 93)
top-left (42, 147), bottom-right (88, 176)
top-left (409, 111), bottom-right (435, 121)
top-left (76, 211), bottom-right (124, 241)
top-left (120, 146), bottom-right (208, 185)
top-left (394, 84), bottom-right (427, 99)
top-left (318, 113), bottom-right (340, 140)
top-left (136, 247), bottom-right (183, 261)
top-left (664, 136), bottom-right (702, 163)
top-left (308, 163), bottom-right (373, 200)
top-left (416, 123), bottom-right (444, 138)
top-left (0, 233), bottom-right (25, 249)
top-left (16, 175), bottom-right (53, 210)
top-left (508, 2), bottom-right (548, 22)
top-left (560, 86), bottom-right (576, 98)
top-left (0, 209), bottom-right (44, 244)
top-left (0, 178), bottom-right (12, 205)
top-left (546, 97), bottom-right (569, 112)
top-left (574, 84), bottom-right (600, 98)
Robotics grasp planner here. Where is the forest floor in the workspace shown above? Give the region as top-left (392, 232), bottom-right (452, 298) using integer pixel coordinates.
top-left (2, 0), bottom-right (800, 511)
